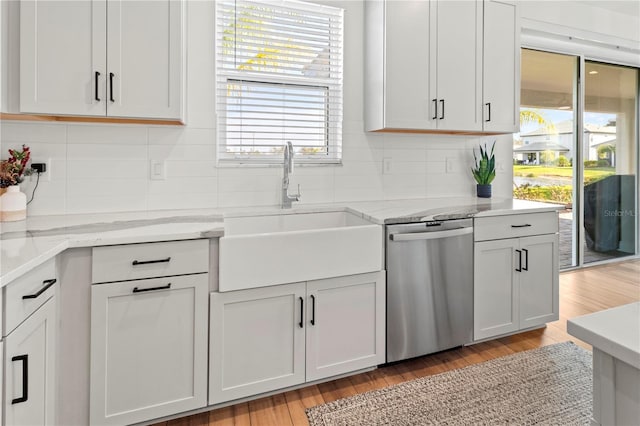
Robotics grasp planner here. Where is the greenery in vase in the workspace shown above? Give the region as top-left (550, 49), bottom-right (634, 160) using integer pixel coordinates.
top-left (471, 141), bottom-right (496, 185)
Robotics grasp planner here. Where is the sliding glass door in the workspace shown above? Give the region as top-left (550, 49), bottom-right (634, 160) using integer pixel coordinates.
top-left (515, 49), bottom-right (639, 269)
top-left (583, 61), bottom-right (637, 264)
top-left (517, 49), bottom-right (578, 268)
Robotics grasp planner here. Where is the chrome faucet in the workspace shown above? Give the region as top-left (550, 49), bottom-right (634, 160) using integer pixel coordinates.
top-left (282, 141), bottom-right (301, 208)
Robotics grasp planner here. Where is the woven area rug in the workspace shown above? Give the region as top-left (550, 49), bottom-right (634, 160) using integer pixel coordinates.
top-left (306, 342), bottom-right (592, 425)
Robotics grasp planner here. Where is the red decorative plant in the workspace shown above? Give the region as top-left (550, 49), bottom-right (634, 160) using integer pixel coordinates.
top-left (0, 145), bottom-right (32, 188)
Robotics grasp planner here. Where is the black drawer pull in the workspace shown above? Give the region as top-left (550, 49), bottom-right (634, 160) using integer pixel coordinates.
top-left (522, 248), bottom-right (529, 271)
top-left (11, 355), bottom-right (28, 404)
top-left (310, 294), bottom-right (316, 326)
top-left (439, 99), bottom-right (445, 119)
top-left (299, 297), bottom-right (304, 328)
top-left (432, 99), bottom-right (437, 119)
top-left (22, 279), bottom-right (56, 300)
top-left (109, 72), bottom-right (115, 102)
top-left (515, 249), bottom-right (522, 272)
top-left (511, 224), bottom-right (532, 228)
top-left (94, 71), bottom-right (101, 101)
top-left (132, 283), bottom-right (171, 293)
top-left (485, 102), bottom-right (491, 122)
top-left (132, 257), bottom-right (171, 266)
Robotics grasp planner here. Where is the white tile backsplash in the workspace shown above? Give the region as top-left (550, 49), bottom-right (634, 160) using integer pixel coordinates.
top-left (1, 122), bottom-right (67, 144)
top-left (0, 118), bottom-right (513, 215)
top-left (67, 124), bottom-right (148, 145)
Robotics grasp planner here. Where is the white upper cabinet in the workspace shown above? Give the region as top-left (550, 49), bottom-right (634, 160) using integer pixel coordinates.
top-left (19, 1), bottom-right (105, 117)
top-left (373, 0), bottom-right (431, 130)
top-left (432, 0), bottom-right (482, 132)
top-left (364, 0), bottom-right (518, 134)
top-left (20, 0), bottom-right (183, 120)
top-left (483, 0), bottom-right (520, 133)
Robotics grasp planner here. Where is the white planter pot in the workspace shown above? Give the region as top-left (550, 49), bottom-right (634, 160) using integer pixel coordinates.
top-left (1, 185), bottom-right (27, 222)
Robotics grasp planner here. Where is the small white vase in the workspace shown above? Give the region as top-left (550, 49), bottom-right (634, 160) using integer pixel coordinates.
top-left (1, 185), bottom-right (27, 222)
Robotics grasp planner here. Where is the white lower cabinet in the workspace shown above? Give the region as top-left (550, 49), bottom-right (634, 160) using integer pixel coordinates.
top-left (209, 282), bottom-right (306, 404)
top-left (90, 274), bottom-right (208, 426)
top-left (209, 271), bottom-right (386, 404)
top-left (4, 297), bottom-right (56, 426)
top-left (306, 273), bottom-right (385, 382)
top-left (474, 233), bottom-right (559, 341)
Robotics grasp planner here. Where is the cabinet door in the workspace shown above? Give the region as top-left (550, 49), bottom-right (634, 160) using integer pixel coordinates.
top-left (4, 297), bottom-right (56, 426)
top-left (519, 234), bottom-right (559, 329)
top-left (383, 0), bottom-right (433, 130)
top-left (474, 239), bottom-right (519, 340)
top-left (20, 0), bottom-right (106, 115)
top-left (483, 0), bottom-right (519, 132)
top-left (90, 274), bottom-right (208, 426)
top-left (306, 272), bottom-right (386, 382)
top-left (209, 283), bottom-right (306, 404)
top-left (106, 0), bottom-right (183, 119)
top-left (433, 0), bottom-right (482, 132)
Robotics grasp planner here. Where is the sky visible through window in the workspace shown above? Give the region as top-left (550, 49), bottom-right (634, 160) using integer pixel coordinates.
top-left (518, 108), bottom-right (616, 135)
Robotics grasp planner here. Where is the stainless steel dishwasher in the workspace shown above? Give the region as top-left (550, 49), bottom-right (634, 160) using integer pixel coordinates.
top-left (386, 218), bottom-right (473, 363)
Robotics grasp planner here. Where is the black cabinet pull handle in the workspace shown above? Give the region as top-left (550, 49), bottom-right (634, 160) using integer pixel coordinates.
top-left (94, 71), bottom-right (101, 101)
top-left (109, 72), bottom-right (115, 102)
top-left (485, 102), bottom-right (491, 122)
top-left (432, 99), bottom-right (437, 120)
top-left (522, 248), bottom-right (529, 271)
top-left (132, 257), bottom-right (171, 266)
top-left (22, 278), bottom-right (56, 300)
top-left (310, 294), bottom-right (316, 326)
top-left (132, 283), bottom-right (171, 293)
top-left (439, 99), bottom-right (445, 119)
top-left (511, 224), bottom-right (532, 228)
top-left (11, 355), bottom-right (28, 404)
top-left (515, 249), bottom-right (522, 272)
top-left (298, 297), bottom-right (304, 328)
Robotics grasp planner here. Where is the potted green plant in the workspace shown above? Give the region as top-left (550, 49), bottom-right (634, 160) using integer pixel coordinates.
top-left (471, 141), bottom-right (496, 198)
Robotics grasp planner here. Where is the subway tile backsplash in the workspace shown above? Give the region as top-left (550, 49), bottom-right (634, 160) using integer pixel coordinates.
top-left (0, 120), bottom-right (512, 216)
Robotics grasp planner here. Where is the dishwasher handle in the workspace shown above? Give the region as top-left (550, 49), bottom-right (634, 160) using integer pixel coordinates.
top-left (389, 226), bottom-right (472, 242)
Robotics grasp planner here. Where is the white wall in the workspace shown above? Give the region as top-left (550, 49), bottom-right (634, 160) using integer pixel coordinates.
top-left (1, 0), bottom-right (637, 216)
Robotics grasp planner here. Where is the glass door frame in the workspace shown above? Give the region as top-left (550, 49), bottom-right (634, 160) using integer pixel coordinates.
top-left (519, 47), bottom-right (640, 269)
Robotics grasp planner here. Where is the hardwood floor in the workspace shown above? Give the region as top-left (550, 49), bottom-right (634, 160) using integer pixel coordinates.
top-left (155, 259), bottom-right (640, 426)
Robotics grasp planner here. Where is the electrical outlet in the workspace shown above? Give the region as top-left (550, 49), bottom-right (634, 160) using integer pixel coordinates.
top-left (150, 160), bottom-right (166, 180)
top-left (30, 159), bottom-right (52, 182)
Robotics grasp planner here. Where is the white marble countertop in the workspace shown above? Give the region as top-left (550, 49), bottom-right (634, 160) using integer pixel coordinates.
top-left (567, 302), bottom-right (640, 369)
top-left (0, 197), bottom-right (562, 287)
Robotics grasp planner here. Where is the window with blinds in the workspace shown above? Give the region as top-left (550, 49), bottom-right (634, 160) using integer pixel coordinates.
top-left (215, 0), bottom-right (344, 164)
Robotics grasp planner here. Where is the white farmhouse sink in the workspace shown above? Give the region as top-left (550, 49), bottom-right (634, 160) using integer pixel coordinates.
top-left (219, 211), bottom-right (383, 291)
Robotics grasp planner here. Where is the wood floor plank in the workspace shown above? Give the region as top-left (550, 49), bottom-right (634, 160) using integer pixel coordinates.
top-left (151, 259), bottom-right (640, 426)
top-left (348, 368), bottom-right (389, 394)
top-left (187, 412), bottom-right (208, 426)
top-left (316, 376), bottom-right (359, 404)
top-left (248, 394), bottom-right (293, 426)
top-left (283, 385), bottom-right (324, 426)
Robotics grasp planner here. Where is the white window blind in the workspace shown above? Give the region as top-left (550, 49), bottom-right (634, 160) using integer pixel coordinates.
top-left (216, 0), bottom-right (344, 164)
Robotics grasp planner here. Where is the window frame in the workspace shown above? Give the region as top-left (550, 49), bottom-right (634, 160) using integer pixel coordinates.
top-left (215, 0), bottom-right (344, 166)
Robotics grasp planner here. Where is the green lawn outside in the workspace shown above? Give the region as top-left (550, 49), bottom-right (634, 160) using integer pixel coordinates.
top-left (514, 165), bottom-right (615, 184)
top-left (513, 165), bottom-right (616, 204)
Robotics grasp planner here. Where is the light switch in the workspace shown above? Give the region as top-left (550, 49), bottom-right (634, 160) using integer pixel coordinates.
top-left (150, 160), bottom-right (166, 180)
top-left (446, 157), bottom-right (458, 173)
top-left (383, 157), bottom-right (392, 174)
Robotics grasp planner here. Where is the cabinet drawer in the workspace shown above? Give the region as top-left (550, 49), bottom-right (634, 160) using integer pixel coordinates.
top-left (92, 239), bottom-right (209, 283)
top-left (3, 258), bottom-right (57, 336)
top-left (474, 212), bottom-right (558, 241)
